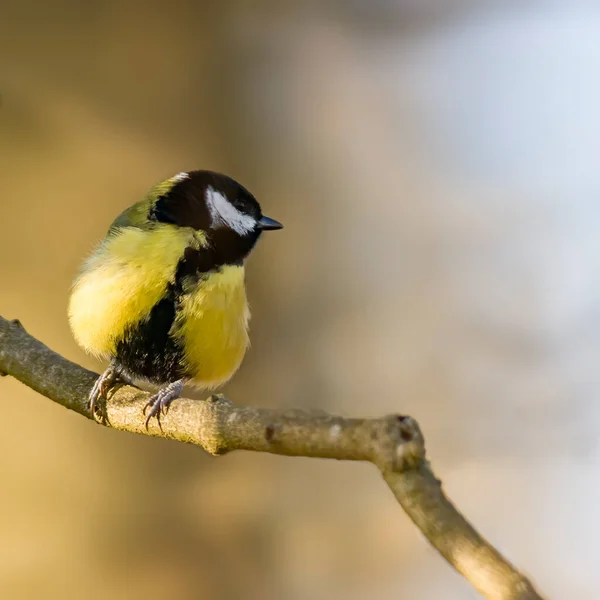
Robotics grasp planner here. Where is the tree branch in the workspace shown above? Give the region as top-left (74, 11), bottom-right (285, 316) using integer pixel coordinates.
top-left (0, 315), bottom-right (545, 600)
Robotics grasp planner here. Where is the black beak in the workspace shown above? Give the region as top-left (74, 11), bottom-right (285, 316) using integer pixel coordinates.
top-left (258, 215), bottom-right (283, 231)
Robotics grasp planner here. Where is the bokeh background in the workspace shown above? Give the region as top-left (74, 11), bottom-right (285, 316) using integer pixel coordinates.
top-left (2, 1), bottom-right (600, 598)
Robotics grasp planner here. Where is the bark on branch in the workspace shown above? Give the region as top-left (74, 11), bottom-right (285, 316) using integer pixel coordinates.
top-left (0, 315), bottom-right (546, 600)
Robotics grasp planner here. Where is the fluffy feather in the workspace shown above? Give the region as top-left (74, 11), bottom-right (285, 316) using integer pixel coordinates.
top-left (174, 265), bottom-right (250, 387)
top-left (68, 224), bottom-right (198, 358)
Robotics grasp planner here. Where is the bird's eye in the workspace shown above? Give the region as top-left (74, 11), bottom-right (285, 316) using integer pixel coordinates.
top-left (230, 196), bottom-right (245, 211)
top-left (149, 197), bottom-right (177, 224)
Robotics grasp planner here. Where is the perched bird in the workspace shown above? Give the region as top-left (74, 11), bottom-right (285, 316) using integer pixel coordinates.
top-left (68, 170), bottom-right (283, 427)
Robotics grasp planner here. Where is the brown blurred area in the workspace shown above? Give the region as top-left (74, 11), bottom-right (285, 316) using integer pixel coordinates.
top-left (2, 1), bottom-right (600, 598)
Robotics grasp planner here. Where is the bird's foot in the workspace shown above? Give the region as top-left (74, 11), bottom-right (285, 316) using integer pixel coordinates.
top-left (89, 364), bottom-right (133, 421)
top-left (143, 379), bottom-right (185, 430)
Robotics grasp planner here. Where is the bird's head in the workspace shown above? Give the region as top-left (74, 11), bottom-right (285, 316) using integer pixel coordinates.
top-left (112, 170), bottom-right (283, 265)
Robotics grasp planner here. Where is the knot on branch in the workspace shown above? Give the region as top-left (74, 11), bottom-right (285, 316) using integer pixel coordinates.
top-left (368, 415), bottom-right (425, 472)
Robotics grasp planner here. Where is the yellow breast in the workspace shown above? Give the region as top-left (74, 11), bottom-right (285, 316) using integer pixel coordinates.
top-left (68, 224), bottom-right (250, 388)
top-left (68, 225), bottom-right (193, 358)
top-left (173, 265), bottom-right (250, 388)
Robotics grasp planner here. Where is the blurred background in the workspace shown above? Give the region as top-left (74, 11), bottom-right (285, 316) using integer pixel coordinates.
top-left (1, 1), bottom-right (600, 598)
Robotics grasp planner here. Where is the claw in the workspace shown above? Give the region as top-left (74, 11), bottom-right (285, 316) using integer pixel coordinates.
top-left (143, 379), bottom-right (185, 430)
top-left (144, 400), bottom-right (163, 431)
top-left (88, 363), bottom-right (132, 421)
top-left (89, 367), bottom-right (117, 420)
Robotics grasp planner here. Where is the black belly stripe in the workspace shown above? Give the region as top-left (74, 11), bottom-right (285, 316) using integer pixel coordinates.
top-left (113, 245), bottom-right (222, 384)
top-left (113, 236), bottom-right (250, 385)
top-left (114, 284), bottom-right (186, 384)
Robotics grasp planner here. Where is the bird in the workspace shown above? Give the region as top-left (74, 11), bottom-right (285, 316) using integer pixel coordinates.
top-left (68, 170), bottom-right (283, 427)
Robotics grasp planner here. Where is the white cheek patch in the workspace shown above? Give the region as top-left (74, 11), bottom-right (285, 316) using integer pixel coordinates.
top-left (205, 186), bottom-right (256, 235)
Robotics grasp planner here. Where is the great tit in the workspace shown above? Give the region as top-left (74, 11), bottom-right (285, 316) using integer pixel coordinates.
top-left (68, 170), bottom-right (283, 427)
